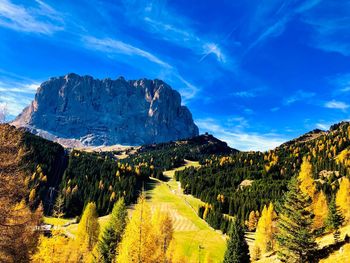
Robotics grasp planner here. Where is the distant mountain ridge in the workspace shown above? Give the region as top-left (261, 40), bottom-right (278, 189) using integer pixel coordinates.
top-left (12, 73), bottom-right (199, 147)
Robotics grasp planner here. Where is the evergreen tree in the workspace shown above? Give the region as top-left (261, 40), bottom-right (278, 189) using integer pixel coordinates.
top-left (326, 197), bottom-right (344, 243)
top-left (97, 198), bottom-right (128, 263)
top-left (223, 220), bottom-right (250, 263)
top-left (276, 177), bottom-right (317, 263)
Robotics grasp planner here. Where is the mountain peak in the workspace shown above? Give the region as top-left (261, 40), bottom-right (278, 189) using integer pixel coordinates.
top-left (12, 73), bottom-right (199, 147)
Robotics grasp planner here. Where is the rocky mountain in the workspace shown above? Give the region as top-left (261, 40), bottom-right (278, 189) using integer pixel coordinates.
top-left (12, 73), bottom-right (199, 147)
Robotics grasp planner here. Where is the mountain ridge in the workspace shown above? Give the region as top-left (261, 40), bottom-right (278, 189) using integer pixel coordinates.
top-left (12, 73), bottom-right (199, 147)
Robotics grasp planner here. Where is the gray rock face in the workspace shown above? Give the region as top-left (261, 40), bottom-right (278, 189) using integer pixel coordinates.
top-left (12, 73), bottom-right (199, 146)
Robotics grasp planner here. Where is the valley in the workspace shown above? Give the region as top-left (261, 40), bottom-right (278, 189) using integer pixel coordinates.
top-left (3, 121), bottom-right (350, 262)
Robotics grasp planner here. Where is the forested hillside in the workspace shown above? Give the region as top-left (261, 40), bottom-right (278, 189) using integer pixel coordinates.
top-left (0, 124), bottom-right (66, 213)
top-left (3, 122), bottom-right (350, 262)
top-left (176, 122), bottom-right (350, 230)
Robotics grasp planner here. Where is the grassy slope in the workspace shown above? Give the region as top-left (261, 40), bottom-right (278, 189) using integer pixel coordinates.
top-left (47, 160), bottom-right (226, 262)
top-left (147, 160), bottom-right (226, 262)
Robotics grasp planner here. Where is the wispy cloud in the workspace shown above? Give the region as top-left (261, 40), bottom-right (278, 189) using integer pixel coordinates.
top-left (329, 73), bottom-right (350, 93)
top-left (172, 75), bottom-right (199, 103)
top-left (324, 100), bottom-right (349, 110)
top-left (123, 1), bottom-right (231, 66)
top-left (232, 91), bottom-right (256, 98)
top-left (270, 107), bottom-right (280, 112)
top-left (316, 123), bottom-right (331, 130)
top-left (200, 43), bottom-right (226, 63)
top-left (0, 81), bottom-right (39, 94)
top-left (196, 118), bottom-right (286, 151)
top-left (0, 77), bottom-right (40, 116)
top-left (284, 90), bottom-right (315, 105)
top-left (0, 0), bottom-right (64, 34)
top-left (84, 36), bottom-right (171, 68)
top-left (245, 0), bottom-right (322, 53)
top-left (301, 1), bottom-right (350, 56)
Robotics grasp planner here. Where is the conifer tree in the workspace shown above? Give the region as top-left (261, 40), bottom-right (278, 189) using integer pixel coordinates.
top-left (298, 158), bottom-right (316, 199)
top-left (254, 203), bottom-right (276, 255)
top-left (152, 209), bottom-right (174, 262)
top-left (117, 194), bottom-right (158, 263)
top-left (336, 177), bottom-right (350, 222)
top-left (97, 198), bottom-right (128, 263)
top-left (276, 177), bottom-right (317, 263)
top-left (326, 197), bottom-right (344, 243)
top-left (223, 220), bottom-right (250, 263)
top-left (247, 210), bottom-right (259, 231)
top-left (76, 202), bottom-right (100, 261)
top-left (32, 230), bottom-right (70, 263)
top-left (52, 193), bottom-right (65, 219)
top-left (313, 191), bottom-right (328, 230)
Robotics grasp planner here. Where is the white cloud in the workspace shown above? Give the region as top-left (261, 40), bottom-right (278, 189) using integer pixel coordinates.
top-left (284, 90), bottom-right (315, 105)
top-left (232, 91), bottom-right (256, 98)
top-left (200, 43), bottom-right (226, 63)
top-left (270, 107), bottom-right (280, 112)
top-left (123, 2), bottom-right (230, 67)
top-left (0, 81), bottom-right (39, 93)
top-left (196, 118), bottom-right (286, 151)
top-left (324, 100), bottom-right (349, 110)
top-left (84, 36), bottom-right (171, 69)
top-left (329, 73), bottom-right (350, 92)
top-left (316, 123), bottom-right (330, 130)
top-left (0, 80), bottom-right (39, 116)
top-left (245, 0), bottom-right (321, 53)
top-left (0, 0), bottom-right (63, 34)
top-left (301, 2), bottom-right (350, 56)
top-left (174, 75), bottom-right (199, 103)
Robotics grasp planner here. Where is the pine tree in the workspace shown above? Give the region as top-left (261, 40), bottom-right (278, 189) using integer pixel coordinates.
top-left (326, 197), bottom-right (344, 243)
top-left (336, 177), bottom-right (350, 222)
top-left (223, 220), bottom-right (250, 263)
top-left (76, 202), bottom-right (100, 261)
top-left (276, 177), bottom-right (317, 263)
top-left (97, 198), bottom-right (128, 263)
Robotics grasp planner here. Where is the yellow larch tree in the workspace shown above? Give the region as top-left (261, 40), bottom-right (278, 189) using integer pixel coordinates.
top-left (298, 158), bottom-right (317, 199)
top-left (152, 209), bottom-right (174, 262)
top-left (313, 191), bottom-right (328, 229)
top-left (75, 202), bottom-right (100, 262)
top-left (31, 230), bottom-right (70, 263)
top-left (254, 203), bottom-right (277, 255)
top-left (336, 177), bottom-right (350, 222)
top-left (247, 210), bottom-right (260, 231)
top-left (117, 194), bottom-right (158, 263)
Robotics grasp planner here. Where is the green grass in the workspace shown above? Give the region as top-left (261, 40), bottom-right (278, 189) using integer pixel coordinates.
top-left (45, 160), bottom-right (226, 262)
top-left (146, 161), bottom-right (226, 262)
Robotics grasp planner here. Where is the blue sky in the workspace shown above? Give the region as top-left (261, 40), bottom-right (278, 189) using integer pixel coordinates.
top-left (0, 0), bottom-right (350, 151)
